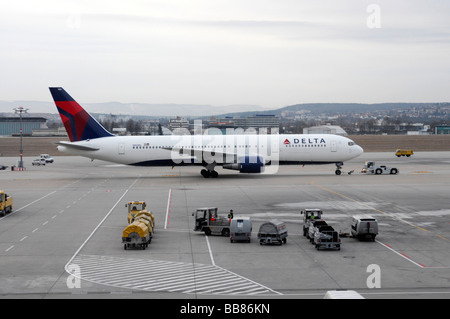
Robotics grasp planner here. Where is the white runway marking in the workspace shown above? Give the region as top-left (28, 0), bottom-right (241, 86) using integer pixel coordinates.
top-left (164, 188), bottom-right (172, 229)
top-left (65, 178), bottom-right (140, 270)
top-left (68, 254), bottom-right (280, 296)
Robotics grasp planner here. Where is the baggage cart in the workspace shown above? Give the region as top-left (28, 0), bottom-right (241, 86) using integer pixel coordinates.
top-left (313, 225), bottom-right (341, 250)
top-left (257, 219), bottom-right (287, 245)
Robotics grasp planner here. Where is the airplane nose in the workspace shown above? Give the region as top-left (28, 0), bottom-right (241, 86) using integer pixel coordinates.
top-left (356, 145), bottom-right (364, 155)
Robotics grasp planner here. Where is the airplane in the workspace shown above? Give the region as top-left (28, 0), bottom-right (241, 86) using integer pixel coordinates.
top-left (49, 87), bottom-right (364, 177)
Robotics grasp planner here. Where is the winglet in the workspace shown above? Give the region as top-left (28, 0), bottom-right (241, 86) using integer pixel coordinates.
top-left (49, 87), bottom-right (113, 142)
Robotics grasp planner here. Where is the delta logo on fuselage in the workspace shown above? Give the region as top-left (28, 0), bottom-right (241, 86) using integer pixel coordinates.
top-left (283, 137), bottom-right (327, 145)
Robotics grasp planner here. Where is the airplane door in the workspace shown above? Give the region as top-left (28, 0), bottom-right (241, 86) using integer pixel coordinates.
top-left (118, 143), bottom-right (125, 155)
top-left (331, 140), bottom-right (337, 152)
top-left (271, 136), bottom-right (279, 156)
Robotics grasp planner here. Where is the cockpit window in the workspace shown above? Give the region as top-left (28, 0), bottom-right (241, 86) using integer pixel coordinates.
top-left (348, 141), bottom-right (355, 146)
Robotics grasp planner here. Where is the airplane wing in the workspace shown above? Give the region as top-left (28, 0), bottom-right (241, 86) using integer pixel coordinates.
top-left (162, 146), bottom-right (262, 164)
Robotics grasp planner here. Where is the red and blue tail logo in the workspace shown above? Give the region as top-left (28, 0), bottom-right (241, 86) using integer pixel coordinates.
top-left (49, 87), bottom-right (113, 142)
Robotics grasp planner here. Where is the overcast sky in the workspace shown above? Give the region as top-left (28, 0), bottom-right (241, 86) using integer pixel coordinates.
top-left (1, 0), bottom-right (449, 112)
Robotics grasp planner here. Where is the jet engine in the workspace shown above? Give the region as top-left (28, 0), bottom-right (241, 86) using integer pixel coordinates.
top-left (223, 155), bottom-right (264, 173)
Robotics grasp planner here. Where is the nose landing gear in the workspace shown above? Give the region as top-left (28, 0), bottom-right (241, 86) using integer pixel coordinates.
top-left (335, 162), bottom-right (343, 175)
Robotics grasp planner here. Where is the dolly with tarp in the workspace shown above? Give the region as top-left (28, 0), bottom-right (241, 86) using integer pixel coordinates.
top-left (257, 219), bottom-right (288, 245)
top-left (122, 220), bottom-right (152, 250)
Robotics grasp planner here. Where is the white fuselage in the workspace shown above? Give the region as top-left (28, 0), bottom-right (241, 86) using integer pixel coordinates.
top-left (57, 133), bottom-right (363, 170)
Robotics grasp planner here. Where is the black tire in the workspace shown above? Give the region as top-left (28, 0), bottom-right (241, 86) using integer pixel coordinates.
top-left (222, 228), bottom-right (230, 237)
top-left (201, 169), bottom-right (210, 178)
top-left (390, 168), bottom-right (398, 175)
top-left (376, 168), bottom-right (382, 175)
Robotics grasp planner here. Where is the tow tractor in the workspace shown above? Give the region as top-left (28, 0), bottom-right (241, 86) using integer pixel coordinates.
top-left (126, 201), bottom-right (147, 223)
top-left (361, 161), bottom-right (398, 175)
top-left (300, 208), bottom-right (323, 237)
top-left (193, 207), bottom-right (230, 236)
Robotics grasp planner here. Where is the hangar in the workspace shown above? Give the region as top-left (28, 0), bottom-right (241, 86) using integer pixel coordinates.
top-left (0, 117), bottom-right (47, 136)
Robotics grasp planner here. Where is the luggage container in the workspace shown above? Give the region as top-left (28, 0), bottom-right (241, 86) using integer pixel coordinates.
top-left (122, 220), bottom-right (151, 250)
top-left (257, 219), bottom-right (287, 245)
top-left (134, 210), bottom-right (155, 230)
top-left (230, 217), bottom-right (252, 243)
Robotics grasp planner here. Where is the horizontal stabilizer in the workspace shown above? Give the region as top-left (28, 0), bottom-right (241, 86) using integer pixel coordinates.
top-left (55, 141), bottom-right (100, 151)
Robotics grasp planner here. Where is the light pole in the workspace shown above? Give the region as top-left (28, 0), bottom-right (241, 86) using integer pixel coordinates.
top-left (13, 106), bottom-right (28, 170)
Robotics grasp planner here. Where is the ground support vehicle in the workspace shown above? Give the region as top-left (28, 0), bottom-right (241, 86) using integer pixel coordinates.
top-left (324, 290), bottom-right (365, 299)
top-left (361, 161), bottom-right (398, 175)
top-left (313, 225), bottom-right (341, 250)
top-left (126, 201), bottom-right (147, 224)
top-left (395, 149), bottom-right (413, 157)
top-left (32, 158), bottom-right (46, 166)
top-left (0, 191), bottom-right (13, 217)
top-left (301, 209), bottom-right (323, 237)
top-left (134, 210), bottom-right (155, 231)
top-left (40, 154), bottom-right (54, 163)
top-left (230, 217), bottom-right (252, 243)
top-left (308, 220), bottom-right (328, 242)
top-left (351, 215), bottom-right (378, 241)
top-left (193, 207), bottom-right (230, 236)
top-left (122, 220), bottom-right (152, 250)
top-left (257, 219), bottom-right (288, 245)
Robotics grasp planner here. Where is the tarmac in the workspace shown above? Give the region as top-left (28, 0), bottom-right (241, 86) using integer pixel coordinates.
top-left (0, 151), bottom-right (449, 299)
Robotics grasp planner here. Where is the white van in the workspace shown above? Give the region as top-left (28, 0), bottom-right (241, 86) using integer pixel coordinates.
top-left (40, 154), bottom-right (54, 163)
top-left (351, 215), bottom-right (378, 241)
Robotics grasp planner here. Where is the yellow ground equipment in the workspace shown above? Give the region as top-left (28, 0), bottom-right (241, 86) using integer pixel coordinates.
top-left (122, 201), bottom-right (156, 250)
top-left (0, 190), bottom-right (13, 217)
top-left (122, 220), bottom-right (152, 250)
top-left (126, 201), bottom-right (147, 224)
top-left (134, 210), bottom-right (155, 231)
top-left (395, 149), bottom-right (413, 157)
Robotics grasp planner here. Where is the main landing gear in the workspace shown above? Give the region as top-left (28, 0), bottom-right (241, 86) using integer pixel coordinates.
top-left (201, 169), bottom-right (219, 178)
top-left (201, 164), bottom-right (219, 178)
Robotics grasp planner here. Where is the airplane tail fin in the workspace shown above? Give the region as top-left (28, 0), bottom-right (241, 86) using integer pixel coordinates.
top-left (49, 87), bottom-right (113, 142)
